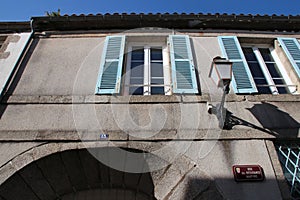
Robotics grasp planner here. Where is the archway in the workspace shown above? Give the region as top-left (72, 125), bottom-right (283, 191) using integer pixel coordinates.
top-left (0, 148), bottom-right (156, 200)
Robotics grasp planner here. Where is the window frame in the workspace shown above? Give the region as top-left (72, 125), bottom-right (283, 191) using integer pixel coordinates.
top-left (124, 41), bottom-right (171, 95)
top-left (95, 35), bottom-right (198, 95)
top-left (218, 35), bottom-right (299, 95)
top-left (241, 43), bottom-right (295, 94)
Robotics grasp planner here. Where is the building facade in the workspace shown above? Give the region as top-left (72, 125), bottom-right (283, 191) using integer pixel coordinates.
top-left (0, 13), bottom-right (299, 199)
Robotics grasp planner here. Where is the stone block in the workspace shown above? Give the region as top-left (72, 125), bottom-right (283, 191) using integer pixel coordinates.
top-left (167, 166), bottom-right (212, 200)
top-left (154, 155), bottom-right (194, 199)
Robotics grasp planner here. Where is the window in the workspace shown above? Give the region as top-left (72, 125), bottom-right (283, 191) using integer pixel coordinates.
top-left (95, 35), bottom-right (198, 95)
top-left (275, 142), bottom-right (300, 199)
top-left (242, 46), bottom-right (289, 94)
top-left (218, 36), bottom-right (299, 94)
top-left (124, 45), bottom-right (170, 95)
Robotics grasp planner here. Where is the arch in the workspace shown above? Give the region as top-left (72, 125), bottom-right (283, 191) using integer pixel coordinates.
top-left (0, 141), bottom-right (225, 200)
top-left (0, 143), bottom-right (157, 200)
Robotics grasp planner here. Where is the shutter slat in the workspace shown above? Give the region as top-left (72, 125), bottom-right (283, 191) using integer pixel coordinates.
top-left (95, 36), bottom-right (125, 94)
top-left (169, 35), bottom-right (198, 94)
top-left (221, 38), bottom-right (242, 60)
top-left (218, 36), bottom-right (258, 94)
top-left (278, 38), bottom-right (300, 78)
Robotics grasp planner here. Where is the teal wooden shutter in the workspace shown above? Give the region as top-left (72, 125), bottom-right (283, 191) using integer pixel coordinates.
top-left (95, 35), bottom-right (125, 94)
top-left (278, 38), bottom-right (300, 78)
top-left (218, 36), bottom-right (257, 94)
top-left (169, 35), bottom-right (198, 94)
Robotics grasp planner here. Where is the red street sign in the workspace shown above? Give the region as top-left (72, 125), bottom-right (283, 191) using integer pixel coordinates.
top-left (232, 165), bottom-right (264, 182)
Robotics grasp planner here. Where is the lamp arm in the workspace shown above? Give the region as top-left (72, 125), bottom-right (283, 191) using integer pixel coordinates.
top-left (217, 83), bottom-right (230, 128)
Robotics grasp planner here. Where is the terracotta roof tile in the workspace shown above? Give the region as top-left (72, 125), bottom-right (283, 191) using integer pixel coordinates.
top-left (1, 13), bottom-right (300, 33)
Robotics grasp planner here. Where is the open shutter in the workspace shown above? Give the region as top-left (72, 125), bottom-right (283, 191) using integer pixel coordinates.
top-left (218, 36), bottom-right (257, 94)
top-left (278, 38), bottom-right (300, 78)
top-left (95, 35), bottom-right (125, 94)
top-left (169, 35), bottom-right (198, 94)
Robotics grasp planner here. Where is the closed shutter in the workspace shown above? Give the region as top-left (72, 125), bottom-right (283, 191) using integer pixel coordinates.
top-left (169, 35), bottom-right (198, 94)
top-left (218, 36), bottom-right (258, 94)
top-left (95, 35), bottom-right (125, 94)
top-left (278, 38), bottom-right (300, 78)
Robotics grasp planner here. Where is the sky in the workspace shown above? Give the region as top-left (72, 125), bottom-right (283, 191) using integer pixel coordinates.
top-left (1, 0), bottom-right (300, 21)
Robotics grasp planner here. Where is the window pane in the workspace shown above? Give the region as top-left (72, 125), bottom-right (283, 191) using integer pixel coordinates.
top-left (248, 63), bottom-right (264, 78)
top-left (151, 78), bottom-right (164, 85)
top-left (265, 62), bottom-right (288, 94)
top-left (151, 48), bottom-right (163, 60)
top-left (277, 86), bottom-right (288, 94)
top-left (266, 63), bottom-right (281, 78)
top-left (243, 47), bottom-right (257, 61)
top-left (151, 62), bottom-right (163, 77)
top-left (255, 79), bottom-right (271, 94)
top-left (131, 47), bottom-right (144, 60)
top-left (130, 78), bottom-right (143, 84)
top-left (129, 87), bottom-right (143, 95)
top-left (151, 87), bottom-right (165, 94)
top-left (259, 48), bottom-right (273, 62)
top-left (130, 62), bottom-right (144, 77)
top-left (150, 48), bottom-right (164, 95)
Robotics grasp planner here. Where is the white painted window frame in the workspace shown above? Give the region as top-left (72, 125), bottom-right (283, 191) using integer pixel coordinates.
top-left (271, 48), bottom-right (297, 94)
top-left (124, 41), bottom-right (171, 95)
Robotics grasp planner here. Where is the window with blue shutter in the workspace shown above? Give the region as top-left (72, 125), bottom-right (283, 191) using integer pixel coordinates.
top-left (218, 36), bottom-right (258, 94)
top-left (95, 35), bottom-right (125, 94)
top-left (278, 38), bottom-right (300, 79)
top-left (169, 35), bottom-right (198, 94)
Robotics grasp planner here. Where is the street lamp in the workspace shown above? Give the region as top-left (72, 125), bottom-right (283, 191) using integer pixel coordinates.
top-left (208, 56), bottom-right (233, 128)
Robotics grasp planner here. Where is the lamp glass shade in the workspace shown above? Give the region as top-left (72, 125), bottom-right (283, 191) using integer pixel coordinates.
top-left (209, 58), bottom-right (232, 87)
top-left (215, 63), bottom-right (232, 80)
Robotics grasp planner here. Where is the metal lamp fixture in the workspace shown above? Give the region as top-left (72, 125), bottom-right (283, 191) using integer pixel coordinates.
top-left (208, 56), bottom-right (233, 129)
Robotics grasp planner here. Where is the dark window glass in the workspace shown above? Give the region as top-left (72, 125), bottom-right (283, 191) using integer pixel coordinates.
top-left (151, 48), bottom-right (163, 60)
top-left (151, 87), bottom-right (165, 94)
top-left (131, 47), bottom-right (144, 60)
top-left (248, 63), bottom-right (265, 78)
top-left (243, 47), bottom-right (257, 61)
top-left (130, 62), bottom-right (144, 77)
top-left (151, 78), bottom-right (164, 85)
top-left (129, 87), bottom-right (143, 95)
top-left (259, 48), bottom-right (273, 62)
top-left (130, 78), bottom-right (143, 85)
top-left (151, 62), bottom-right (164, 77)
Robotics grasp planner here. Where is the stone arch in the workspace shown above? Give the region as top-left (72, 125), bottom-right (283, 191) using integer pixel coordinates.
top-left (0, 141), bottom-right (225, 200)
top-left (0, 142), bottom-right (156, 200)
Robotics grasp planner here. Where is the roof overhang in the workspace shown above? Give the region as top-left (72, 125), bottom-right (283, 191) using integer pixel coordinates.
top-left (1, 13), bottom-right (300, 33)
